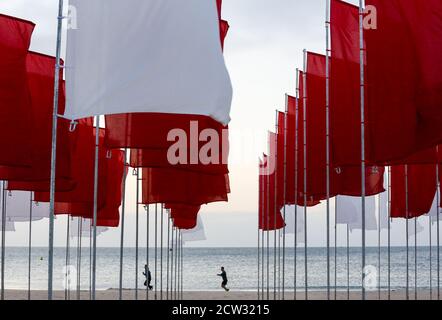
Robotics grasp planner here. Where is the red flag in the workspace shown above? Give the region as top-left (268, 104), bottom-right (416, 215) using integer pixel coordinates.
top-left (0, 14), bottom-right (35, 167)
top-left (168, 204), bottom-right (200, 230)
top-left (1, 52), bottom-right (72, 189)
top-left (391, 164), bottom-right (436, 219)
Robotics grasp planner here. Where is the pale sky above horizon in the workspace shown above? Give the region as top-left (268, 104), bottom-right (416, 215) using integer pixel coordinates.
top-left (0, 0), bottom-right (433, 249)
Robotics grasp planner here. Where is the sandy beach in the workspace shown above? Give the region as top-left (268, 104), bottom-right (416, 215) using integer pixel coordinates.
top-left (1, 289), bottom-right (439, 300)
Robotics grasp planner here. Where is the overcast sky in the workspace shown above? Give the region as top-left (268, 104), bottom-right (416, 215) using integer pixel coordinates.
top-left (0, 0), bottom-right (430, 248)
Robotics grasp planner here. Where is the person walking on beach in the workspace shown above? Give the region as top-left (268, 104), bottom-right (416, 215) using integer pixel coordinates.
top-left (217, 266), bottom-right (230, 292)
top-left (143, 265), bottom-right (153, 290)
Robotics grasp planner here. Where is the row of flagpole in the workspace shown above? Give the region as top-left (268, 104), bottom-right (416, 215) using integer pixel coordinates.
top-left (257, 0), bottom-right (442, 301)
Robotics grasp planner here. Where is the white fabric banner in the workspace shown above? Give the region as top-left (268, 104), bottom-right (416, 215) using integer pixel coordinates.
top-left (0, 191), bottom-right (49, 222)
top-left (182, 215), bottom-right (207, 244)
top-left (428, 193), bottom-right (442, 224)
top-left (65, 0), bottom-right (232, 125)
top-left (378, 192), bottom-right (390, 230)
top-left (336, 196), bottom-right (378, 232)
top-left (70, 218), bottom-right (109, 238)
top-left (282, 205), bottom-right (305, 245)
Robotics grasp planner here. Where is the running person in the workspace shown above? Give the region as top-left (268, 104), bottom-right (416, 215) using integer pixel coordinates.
top-left (217, 267), bottom-right (230, 292)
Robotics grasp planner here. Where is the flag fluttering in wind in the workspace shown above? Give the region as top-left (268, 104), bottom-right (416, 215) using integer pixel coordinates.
top-left (65, 0), bottom-right (232, 125)
top-left (0, 14), bottom-right (34, 168)
top-left (182, 215), bottom-right (207, 244)
top-left (70, 218), bottom-right (109, 238)
top-left (336, 196), bottom-right (377, 232)
top-left (3, 191), bottom-right (48, 222)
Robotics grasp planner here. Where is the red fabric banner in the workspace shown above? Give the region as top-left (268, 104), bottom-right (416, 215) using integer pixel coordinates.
top-left (391, 164), bottom-right (436, 219)
top-left (0, 14), bottom-right (35, 167)
top-left (167, 204), bottom-right (201, 230)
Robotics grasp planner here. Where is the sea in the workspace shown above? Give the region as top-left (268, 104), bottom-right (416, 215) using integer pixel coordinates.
top-left (1, 247), bottom-right (440, 291)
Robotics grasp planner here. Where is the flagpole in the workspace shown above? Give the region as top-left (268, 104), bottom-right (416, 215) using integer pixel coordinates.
top-left (430, 210), bottom-right (433, 300)
top-left (378, 195), bottom-right (381, 300)
top-left (160, 204), bottom-right (164, 300)
top-left (325, 0), bottom-right (331, 300)
top-left (258, 168), bottom-right (261, 300)
top-left (415, 217), bottom-right (418, 300)
top-left (91, 116), bottom-right (100, 300)
top-left (135, 169), bottom-right (140, 300)
top-left (405, 165), bottom-right (409, 300)
top-left (174, 227), bottom-right (178, 300)
top-left (155, 203), bottom-right (158, 300)
top-left (76, 218), bottom-right (81, 300)
top-left (436, 159), bottom-right (440, 300)
top-left (347, 224), bottom-right (350, 300)
top-left (167, 211), bottom-right (170, 300)
top-left (48, 0), bottom-right (64, 300)
top-left (260, 160), bottom-right (265, 300)
top-left (274, 110), bottom-right (278, 300)
top-left (294, 70), bottom-right (300, 301)
top-left (65, 216), bottom-right (70, 300)
top-left (181, 231), bottom-right (184, 300)
top-left (266, 148), bottom-right (270, 300)
top-left (302, 49), bottom-right (308, 301)
top-left (335, 201), bottom-right (338, 299)
top-left (118, 149), bottom-right (127, 300)
top-left (146, 181), bottom-right (150, 301)
top-left (89, 225), bottom-right (91, 299)
top-left (27, 193), bottom-right (33, 300)
top-left (358, 0), bottom-right (367, 301)
top-left (283, 96), bottom-right (289, 300)
top-left (1, 182), bottom-right (6, 300)
top-left (388, 167), bottom-right (391, 300)
top-left (170, 222), bottom-right (174, 300)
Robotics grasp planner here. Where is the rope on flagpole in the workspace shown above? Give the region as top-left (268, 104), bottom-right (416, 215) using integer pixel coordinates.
top-left (302, 49), bottom-right (308, 301)
top-left (27, 193), bottom-right (33, 300)
top-left (118, 149), bottom-right (127, 300)
top-left (91, 116), bottom-right (100, 300)
top-left (358, 0), bottom-right (367, 301)
top-left (325, 0), bottom-right (332, 300)
top-left (135, 169), bottom-right (140, 300)
top-left (48, 0), bottom-right (64, 300)
top-left (1, 182), bottom-right (6, 300)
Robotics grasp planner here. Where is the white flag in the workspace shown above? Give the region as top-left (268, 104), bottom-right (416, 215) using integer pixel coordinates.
top-left (65, 0), bottom-right (232, 125)
top-left (407, 218), bottom-right (424, 239)
top-left (2, 191), bottom-right (48, 222)
top-left (378, 192), bottom-right (390, 230)
top-left (182, 215), bottom-right (207, 245)
top-left (336, 196), bottom-right (378, 232)
top-left (70, 218), bottom-right (109, 238)
top-left (282, 205), bottom-right (305, 246)
top-left (428, 193), bottom-right (442, 224)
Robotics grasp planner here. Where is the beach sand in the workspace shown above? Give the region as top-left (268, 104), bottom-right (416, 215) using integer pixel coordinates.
top-left (1, 289), bottom-right (439, 300)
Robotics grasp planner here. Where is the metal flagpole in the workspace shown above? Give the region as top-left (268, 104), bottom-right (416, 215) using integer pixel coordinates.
top-left (76, 218), bottom-right (81, 300)
top-left (415, 217), bottom-right (418, 300)
top-left (174, 227), bottom-right (178, 300)
top-left (65, 216), bottom-right (70, 300)
top-left (405, 165), bottom-right (409, 300)
top-left (146, 203), bottom-right (150, 301)
top-left (170, 221), bottom-right (174, 299)
top-left (135, 169), bottom-right (140, 300)
top-left (155, 204), bottom-right (158, 300)
top-left (266, 150), bottom-right (270, 300)
top-left (283, 97), bottom-right (289, 300)
top-left (334, 201), bottom-right (338, 300)
top-left (260, 159), bottom-right (264, 300)
top-left (160, 205), bottom-right (164, 300)
top-left (302, 49), bottom-right (308, 300)
top-left (325, 0), bottom-right (331, 300)
top-left (167, 212), bottom-right (170, 300)
top-left (358, 0), bottom-right (367, 301)
top-left (118, 149), bottom-right (127, 300)
top-left (278, 229), bottom-right (281, 299)
top-left (430, 210), bottom-right (433, 300)
top-left (89, 224), bottom-right (91, 299)
top-left (48, 0), bottom-right (64, 300)
top-left (178, 231), bottom-right (181, 300)
top-left (378, 195), bottom-right (381, 300)
top-left (181, 231), bottom-right (184, 300)
top-left (388, 166), bottom-right (391, 300)
top-left (274, 111), bottom-right (278, 300)
top-left (1, 182), bottom-right (6, 300)
top-left (27, 193), bottom-right (33, 300)
top-left (294, 70), bottom-right (300, 301)
top-left (91, 116), bottom-right (100, 300)
top-left (347, 224), bottom-right (350, 300)
top-left (436, 160), bottom-right (440, 300)
top-left (258, 172), bottom-right (261, 300)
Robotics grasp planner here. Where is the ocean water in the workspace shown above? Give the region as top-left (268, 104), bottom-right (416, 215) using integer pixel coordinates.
top-left (1, 246), bottom-right (441, 291)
